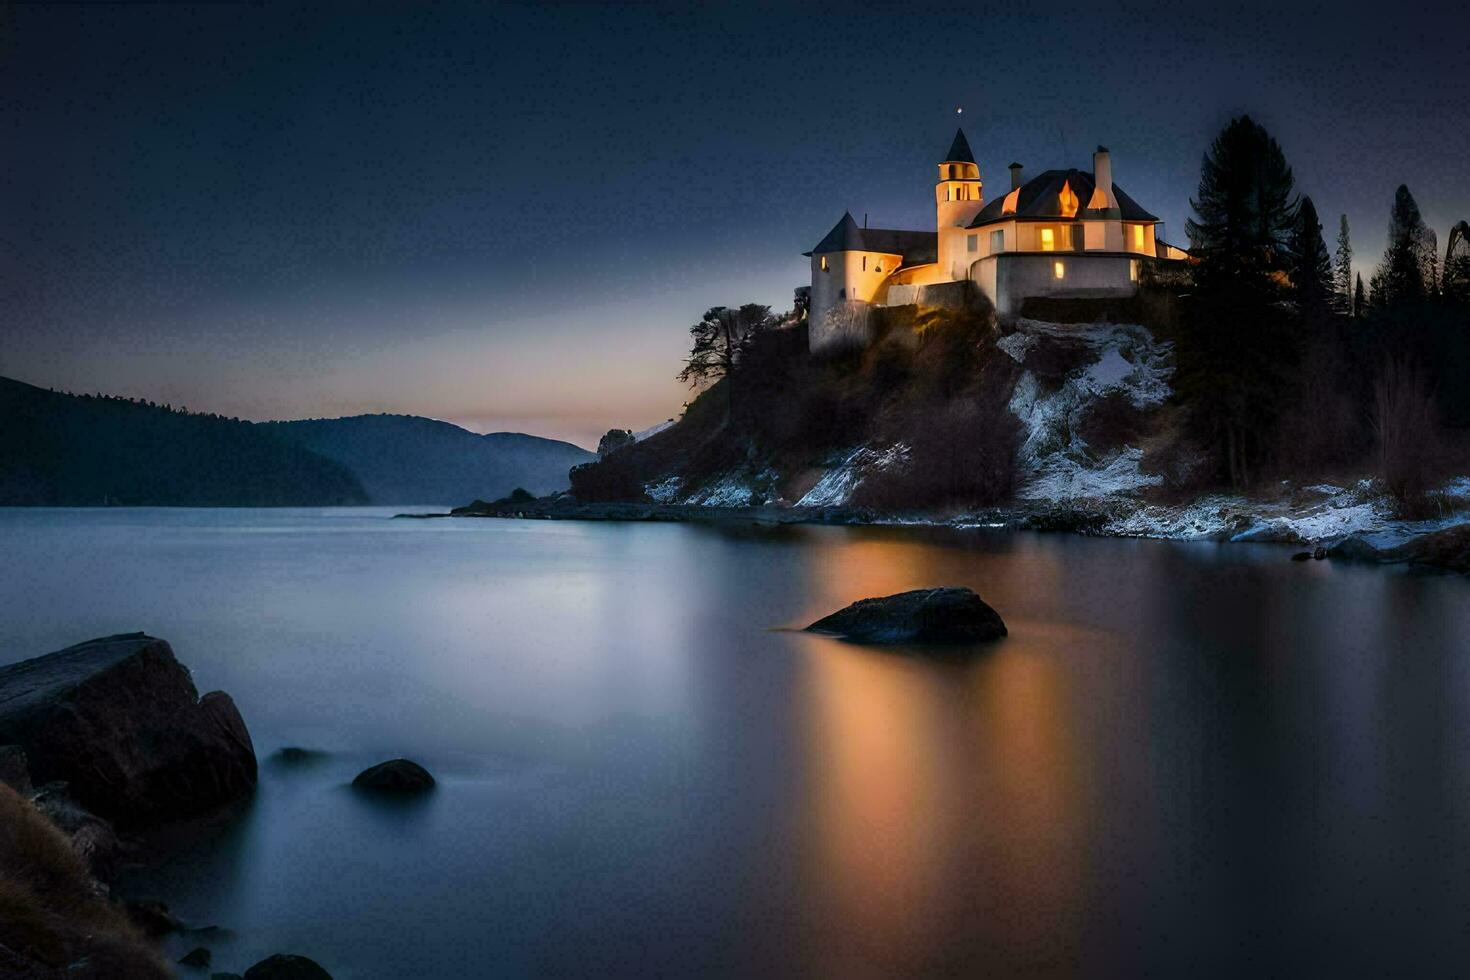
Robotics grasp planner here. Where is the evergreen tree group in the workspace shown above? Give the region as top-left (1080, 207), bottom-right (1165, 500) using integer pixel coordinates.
top-left (1171, 115), bottom-right (1470, 500)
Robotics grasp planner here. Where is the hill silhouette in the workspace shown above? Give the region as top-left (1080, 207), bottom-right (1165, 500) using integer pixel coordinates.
top-left (0, 377), bottom-right (367, 506)
top-left (264, 415), bottom-right (593, 505)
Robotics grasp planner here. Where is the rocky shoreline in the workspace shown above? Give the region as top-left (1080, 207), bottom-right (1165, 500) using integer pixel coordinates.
top-left (0, 634), bottom-right (342, 978)
top-left (402, 484), bottom-right (1470, 575)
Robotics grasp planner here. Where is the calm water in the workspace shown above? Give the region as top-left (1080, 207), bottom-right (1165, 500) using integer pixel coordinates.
top-left (2, 508), bottom-right (1469, 977)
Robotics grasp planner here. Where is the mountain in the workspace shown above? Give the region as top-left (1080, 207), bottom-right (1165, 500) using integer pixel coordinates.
top-left (0, 377), bottom-right (368, 506)
top-left (262, 415), bottom-right (594, 505)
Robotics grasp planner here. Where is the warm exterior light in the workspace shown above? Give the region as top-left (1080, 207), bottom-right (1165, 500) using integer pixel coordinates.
top-left (821, 256), bottom-right (828, 271)
top-left (1058, 181), bottom-right (1079, 218)
top-left (1040, 228), bottom-right (1055, 251)
top-left (1053, 261), bottom-right (1065, 279)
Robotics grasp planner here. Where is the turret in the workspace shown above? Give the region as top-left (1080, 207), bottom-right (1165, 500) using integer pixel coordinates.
top-left (935, 129), bottom-right (983, 220)
top-left (936, 129), bottom-right (984, 280)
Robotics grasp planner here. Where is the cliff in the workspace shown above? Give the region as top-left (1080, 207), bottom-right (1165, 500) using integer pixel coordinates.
top-left (571, 308), bottom-right (1184, 515)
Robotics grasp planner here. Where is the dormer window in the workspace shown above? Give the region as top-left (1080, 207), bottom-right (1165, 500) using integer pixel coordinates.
top-left (1059, 181), bottom-right (1079, 219)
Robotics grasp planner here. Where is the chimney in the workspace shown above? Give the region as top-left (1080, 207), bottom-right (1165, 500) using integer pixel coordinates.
top-left (1091, 145), bottom-right (1117, 210)
top-left (1008, 162), bottom-right (1023, 191)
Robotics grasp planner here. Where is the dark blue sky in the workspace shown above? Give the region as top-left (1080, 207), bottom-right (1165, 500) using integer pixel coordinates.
top-left (3, 2), bottom-right (1467, 446)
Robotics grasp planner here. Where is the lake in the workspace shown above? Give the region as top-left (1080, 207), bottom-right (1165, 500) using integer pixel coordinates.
top-left (2, 508), bottom-right (1468, 977)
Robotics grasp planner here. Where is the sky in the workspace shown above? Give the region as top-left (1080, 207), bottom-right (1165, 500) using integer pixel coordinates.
top-left (3, 2), bottom-right (1469, 448)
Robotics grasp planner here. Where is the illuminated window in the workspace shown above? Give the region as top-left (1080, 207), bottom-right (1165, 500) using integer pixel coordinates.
top-left (820, 256), bottom-right (828, 271)
top-left (1133, 224), bottom-right (1145, 251)
top-left (1039, 227), bottom-right (1055, 251)
top-left (1059, 181), bottom-right (1079, 218)
top-left (1053, 261), bottom-right (1065, 280)
top-left (1001, 188), bottom-right (1019, 215)
top-left (1130, 259), bottom-right (1140, 281)
top-left (990, 229), bottom-right (1004, 252)
top-left (966, 234), bottom-right (977, 253)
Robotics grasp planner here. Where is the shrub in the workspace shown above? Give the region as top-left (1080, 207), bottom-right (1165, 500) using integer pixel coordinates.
top-left (1372, 357), bottom-right (1443, 517)
top-left (0, 784), bottom-right (167, 977)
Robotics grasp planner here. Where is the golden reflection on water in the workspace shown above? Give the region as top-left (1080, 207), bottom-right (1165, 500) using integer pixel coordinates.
top-left (793, 639), bottom-right (1091, 975)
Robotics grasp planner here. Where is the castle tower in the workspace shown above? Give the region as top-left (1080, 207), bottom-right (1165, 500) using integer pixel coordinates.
top-left (935, 129), bottom-right (984, 280)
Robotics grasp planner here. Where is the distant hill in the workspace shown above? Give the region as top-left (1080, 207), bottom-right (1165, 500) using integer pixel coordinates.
top-left (262, 414), bottom-right (594, 505)
top-left (0, 377), bottom-right (368, 506)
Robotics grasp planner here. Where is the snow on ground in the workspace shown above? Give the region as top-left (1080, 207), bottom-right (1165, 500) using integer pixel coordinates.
top-left (645, 475), bottom-right (681, 503)
top-left (1008, 321), bottom-right (1173, 503)
top-left (1025, 447), bottom-right (1162, 502)
top-left (1100, 477), bottom-right (1470, 545)
top-left (685, 472), bottom-right (757, 507)
top-left (634, 419), bottom-right (675, 442)
top-left (795, 444), bottom-right (909, 507)
top-left (681, 468), bottom-right (780, 507)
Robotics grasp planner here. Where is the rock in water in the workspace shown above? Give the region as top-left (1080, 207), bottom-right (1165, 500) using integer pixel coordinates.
top-left (352, 758), bottom-right (436, 794)
top-left (0, 633), bottom-right (257, 825)
top-left (806, 588), bottom-right (1007, 645)
top-left (242, 954), bottom-right (333, 979)
top-left (180, 947), bottom-right (213, 968)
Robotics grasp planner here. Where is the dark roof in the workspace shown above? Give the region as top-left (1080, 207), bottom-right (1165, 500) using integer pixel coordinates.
top-left (968, 168), bottom-right (1159, 227)
top-left (806, 212), bottom-right (937, 266)
top-left (944, 128), bottom-right (974, 164)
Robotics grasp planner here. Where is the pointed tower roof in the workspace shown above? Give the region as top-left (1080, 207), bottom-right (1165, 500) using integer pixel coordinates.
top-left (944, 129), bottom-right (975, 164)
top-left (804, 211), bottom-right (936, 264)
top-left (807, 211), bottom-right (865, 254)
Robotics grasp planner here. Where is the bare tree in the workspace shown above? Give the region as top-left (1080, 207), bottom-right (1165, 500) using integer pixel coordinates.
top-left (1372, 356), bottom-right (1440, 515)
top-left (677, 304), bottom-right (776, 388)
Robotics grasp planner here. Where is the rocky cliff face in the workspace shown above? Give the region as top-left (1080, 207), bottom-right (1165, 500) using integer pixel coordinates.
top-left (0, 633), bottom-right (257, 826)
top-left (572, 312), bottom-right (1183, 515)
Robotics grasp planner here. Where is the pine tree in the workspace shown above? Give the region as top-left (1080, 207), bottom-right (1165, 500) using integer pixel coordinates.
top-left (1289, 196), bottom-right (1334, 317)
top-left (1176, 115), bottom-right (1299, 488)
top-left (1354, 273), bottom-right (1366, 318)
top-left (1334, 214), bottom-right (1353, 313)
top-left (1185, 115), bottom-right (1298, 286)
top-left (1376, 184), bottom-right (1428, 308)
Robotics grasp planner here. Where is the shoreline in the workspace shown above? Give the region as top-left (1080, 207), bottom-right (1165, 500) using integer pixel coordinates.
top-left (398, 488), bottom-right (1470, 574)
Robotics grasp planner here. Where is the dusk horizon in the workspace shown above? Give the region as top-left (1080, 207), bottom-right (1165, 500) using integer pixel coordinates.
top-left (6, 2), bottom-right (1470, 446)
top-left (5, 4), bottom-right (1470, 978)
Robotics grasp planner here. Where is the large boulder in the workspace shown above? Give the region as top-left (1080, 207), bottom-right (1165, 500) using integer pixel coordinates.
top-left (352, 758), bottom-right (435, 795)
top-left (242, 953), bottom-right (332, 979)
top-left (0, 633), bottom-right (256, 826)
top-left (1330, 524), bottom-right (1470, 573)
top-left (806, 588), bottom-right (1008, 645)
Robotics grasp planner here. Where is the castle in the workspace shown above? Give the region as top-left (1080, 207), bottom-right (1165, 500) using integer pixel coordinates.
top-left (805, 129), bottom-right (1187, 352)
